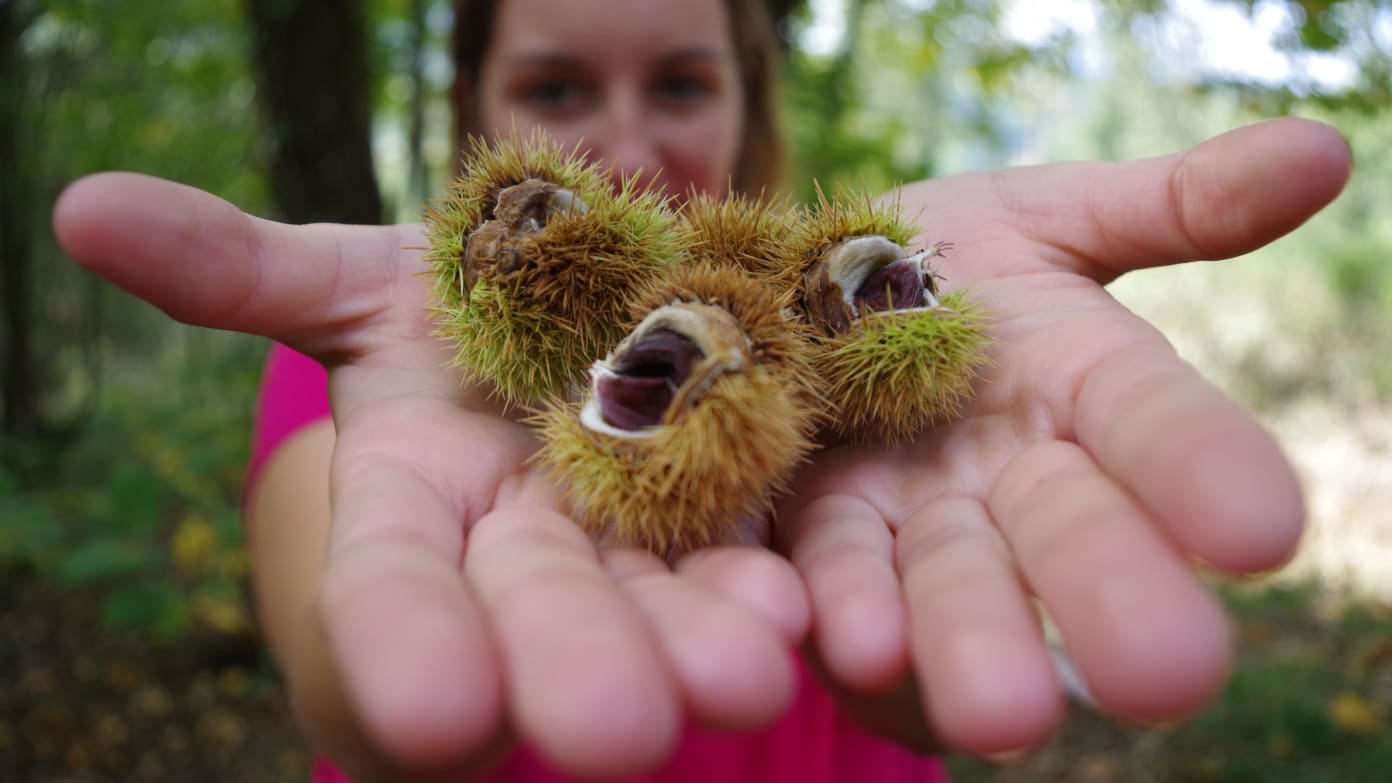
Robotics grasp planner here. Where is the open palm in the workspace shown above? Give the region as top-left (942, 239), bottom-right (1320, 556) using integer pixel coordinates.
top-left (54, 180), bottom-right (807, 783)
top-left (54, 117), bottom-right (1349, 780)
top-left (778, 117), bottom-right (1350, 754)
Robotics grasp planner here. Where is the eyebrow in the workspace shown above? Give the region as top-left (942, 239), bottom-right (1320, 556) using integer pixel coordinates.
top-left (504, 46), bottom-right (730, 70)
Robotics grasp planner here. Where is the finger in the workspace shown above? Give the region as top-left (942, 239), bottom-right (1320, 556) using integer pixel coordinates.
top-left (52, 172), bottom-right (413, 354)
top-left (899, 118), bottom-right (1349, 280)
top-left (319, 457), bottom-right (503, 767)
top-left (465, 507), bottom-right (680, 779)
top-left (1050, 118), bottom-right (1349, 276)
top-left (895, 496), bottom-right (1064, 753)
top-left (991, 441), bottom-right (1233, 721)
top-left (675, 546), bottom-right (811, 644)
top-left (52, 173), bottom-right (503, 415)
top-left (311, 402), bottom-right (535, 770)
top-left (604, 549), bottom-right (797, 731)
top-left (1074, 344), bottom-right (1303, 573)
top-left (780, 494), bottom-right (909, 691)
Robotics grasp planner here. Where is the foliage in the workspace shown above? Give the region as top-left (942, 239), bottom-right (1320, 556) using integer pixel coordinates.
top-left (1, 334), bottom-right (263, 643)
top-left (781, 0), bottom-right (1077, 200)
top-left (368, 0), bottom-right (456, 217)
top-left (10, 0), bottom-right (271, 437)
top-left (4, 0), bottom-right (273, 643)
top-left (1103, 0), bottom-right (1392, 113)
top-left (23, 0), bottom-right (267, 203)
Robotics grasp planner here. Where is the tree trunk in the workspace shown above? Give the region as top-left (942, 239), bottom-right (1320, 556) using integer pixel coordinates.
top-left (244, 0), bottom-right (382, 225)
top-left (406, 0), bottom-right (429, 207)
top-left (0, 0), bottom-right (43, 439)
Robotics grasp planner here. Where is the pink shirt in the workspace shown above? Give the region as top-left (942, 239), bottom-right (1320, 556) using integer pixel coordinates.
top-left (250, 342), bottom-right (950, 783)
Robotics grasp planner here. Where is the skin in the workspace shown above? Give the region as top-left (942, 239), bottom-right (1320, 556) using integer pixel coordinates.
top-left (53, 118), bottom-right (1349, 781)
top-left (49, 3), bottom-right (1352, 778)
top-left (477, 0), bottom-right (745, 198)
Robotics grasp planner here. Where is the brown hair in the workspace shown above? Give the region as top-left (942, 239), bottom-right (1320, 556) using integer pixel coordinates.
top-left (450, 0), bottom-right (787, 196)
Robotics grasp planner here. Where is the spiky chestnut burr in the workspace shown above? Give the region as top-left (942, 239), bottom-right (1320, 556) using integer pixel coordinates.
top-left (787, 189), bottom-right (993, 444)
top-left (677, 191), bottom-right (805, 290)
top-left (422, 131), bottom-right (684, 405)
top-left (533, 265), bottom-right (825, 557)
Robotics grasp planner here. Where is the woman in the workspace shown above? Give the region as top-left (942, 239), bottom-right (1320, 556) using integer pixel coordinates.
top-left (52, 0), bottom-right (1351, 780)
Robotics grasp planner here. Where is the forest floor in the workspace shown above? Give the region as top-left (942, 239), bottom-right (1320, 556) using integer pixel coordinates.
top-left (0, 564), bottom-right (309, 783)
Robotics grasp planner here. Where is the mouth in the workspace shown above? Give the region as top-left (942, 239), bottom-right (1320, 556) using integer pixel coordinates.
top-left (580, 304), bottom-right (748, 438)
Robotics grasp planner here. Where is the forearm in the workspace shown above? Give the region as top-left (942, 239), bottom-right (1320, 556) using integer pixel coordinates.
top-left (245, 420), bottom-right (335, 669)
top-left (244, 423), bottom-right (369, 763)
top-left (244, 422), bottom-right (502, 781)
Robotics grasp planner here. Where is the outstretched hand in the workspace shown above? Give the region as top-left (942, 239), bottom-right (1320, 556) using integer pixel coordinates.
top-left (778, 117), bottom-right (1351, 753)
top-left (52, 116), bottom-right (1351, 779)
top-left (52, 174), bottom-right (810, 782)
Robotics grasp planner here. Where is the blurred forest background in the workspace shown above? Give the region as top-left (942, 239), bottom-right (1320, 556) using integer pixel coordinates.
top-left (2, 0), bottom-right (1390, 780)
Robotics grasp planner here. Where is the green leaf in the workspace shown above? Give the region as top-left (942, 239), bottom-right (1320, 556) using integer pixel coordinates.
top-left (101, 583), bottom-right (190, 641)
top-left (101, 466), bottom-right (166, 536)
top-left (1298, 17), bottom-right (1342, 50)
top-left (54, 539), bottom-right (159, 585)
top-left (0, 500), bottom-right (60, 568)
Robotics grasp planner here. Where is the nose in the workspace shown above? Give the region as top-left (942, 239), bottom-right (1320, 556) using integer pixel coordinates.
top-left (597, 88), bottom-right (664, 192)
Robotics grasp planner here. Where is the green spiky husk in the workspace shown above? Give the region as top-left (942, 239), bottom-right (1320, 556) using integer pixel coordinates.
top-left (534, 266), bottom-right (824, 555)
top-left (422, 132), bottom-right (684, 404)
top-left (815, 291), bottom-right (993, 444)
top-left (442, 283), bottom-right (583, 405)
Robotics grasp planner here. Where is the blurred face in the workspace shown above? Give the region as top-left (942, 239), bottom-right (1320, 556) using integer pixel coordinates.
top-left (477, 0), bottom-right (745, 200)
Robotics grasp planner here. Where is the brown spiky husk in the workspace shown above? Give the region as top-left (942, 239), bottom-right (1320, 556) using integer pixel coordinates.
top-left (677, 191), bottom-right (805, 290)
top-left (422, 130), bottom-right (684, 404)
top-left (534, 265), bottom-right (826, 556)
top-left (815, 291), bottom-right (993, 444)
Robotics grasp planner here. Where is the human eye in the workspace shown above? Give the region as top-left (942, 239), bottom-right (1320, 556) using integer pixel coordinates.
top-left (516, 76), bottom-right (592, 117)
top-left (512, 69), bottom-right (598, 120)
top-left (649, 72), bottom-right (716, 109)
